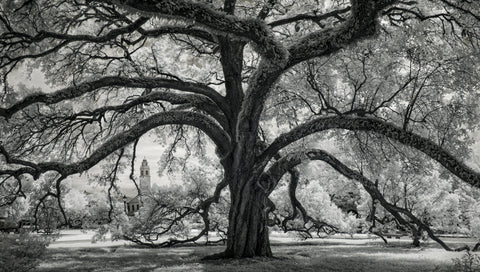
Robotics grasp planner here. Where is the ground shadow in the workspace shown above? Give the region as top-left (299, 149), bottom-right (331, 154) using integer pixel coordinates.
top-left (36, 240), bottom-right (468, 272)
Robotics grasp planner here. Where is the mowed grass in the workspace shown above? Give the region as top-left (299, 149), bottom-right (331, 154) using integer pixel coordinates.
top-left (35, 238), bottom-right (474, 272)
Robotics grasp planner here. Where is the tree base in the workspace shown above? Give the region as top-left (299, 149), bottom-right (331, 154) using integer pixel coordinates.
top-left (201, 250), bottom-right (275, 260)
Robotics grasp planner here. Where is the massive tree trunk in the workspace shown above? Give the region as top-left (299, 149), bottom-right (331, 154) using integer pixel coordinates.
top-left (203, 155), bottom-right (272, 259)
top-left (218, 135), bottom-right (273, 258)
top-left (225, 179), bottom-right (272, 258)
top-left (216, 31), bottom-right (275, 257)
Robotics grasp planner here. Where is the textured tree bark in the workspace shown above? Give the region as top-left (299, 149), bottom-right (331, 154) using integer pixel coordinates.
top-left (201, 164), bottom-right (273, 259)
top-left (225, 180), bottom-right (272, 258)
top-left (216, 34), bottom-right (275, 257)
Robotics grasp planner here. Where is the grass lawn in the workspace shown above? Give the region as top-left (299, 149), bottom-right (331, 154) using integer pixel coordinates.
top-left (35, 237), bottom-right (476, 272)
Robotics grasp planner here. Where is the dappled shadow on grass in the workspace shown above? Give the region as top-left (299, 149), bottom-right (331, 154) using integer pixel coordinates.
top-left (274, 245), bottom-right (452, 272)
top-left (36, 246), bottom-right (212, 272)
top-left (36, 242), bottom-right (462, 272)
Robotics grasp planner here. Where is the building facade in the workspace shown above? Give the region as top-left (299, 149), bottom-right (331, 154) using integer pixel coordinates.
top-left (123, 159), bottom-right (151, 216)
top-left (139, 159), bottom-right (151, 194)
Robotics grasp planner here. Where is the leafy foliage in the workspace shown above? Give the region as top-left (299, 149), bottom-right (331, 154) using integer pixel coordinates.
top-left (453, 251), bottom-right (480, 272)
top-left (0, 232), bottom-right (53, 272)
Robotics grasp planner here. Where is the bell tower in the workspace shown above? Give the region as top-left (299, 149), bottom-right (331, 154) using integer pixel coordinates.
top-left (139, 159), bottom-right (151, 195)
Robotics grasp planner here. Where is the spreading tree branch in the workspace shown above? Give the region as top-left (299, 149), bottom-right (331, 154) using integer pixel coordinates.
top-left (260, 116), bottom-right (480, 188)
top-left (0, 17), bottom-right (150, 68)
top-left (0, 111), bottom-right (231, 178)
top-left (265, 148), bottom-right (465, 251)
top-left (0, 76), bottom-right (228, 119)
top-left (111, 0), bottom-right (288, 64)
top-left (269, 7), bottom-right (351, 28)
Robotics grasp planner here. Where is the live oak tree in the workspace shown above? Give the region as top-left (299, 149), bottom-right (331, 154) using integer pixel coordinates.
top-left (1, 0), bottom-right (480, 258)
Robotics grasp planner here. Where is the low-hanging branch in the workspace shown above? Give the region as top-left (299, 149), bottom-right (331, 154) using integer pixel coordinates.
top-left (260, 116), bottom-right (480, 189)
top-left (0, 111), bottom-right (231, 179)
top-left (44, 90), bottom-right (228, 131)
top-left (123, 176), bottom-right (230, 248)
top-left (265, 148), bottom-right (471, 251)
top-left (2, 90), bottom-right (228, 160)
top-left (276, 169), bottom-right (338, 237)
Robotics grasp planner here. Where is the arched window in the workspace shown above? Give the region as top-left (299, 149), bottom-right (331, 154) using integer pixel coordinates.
top-left (146, 170), bottom-right (149, 176)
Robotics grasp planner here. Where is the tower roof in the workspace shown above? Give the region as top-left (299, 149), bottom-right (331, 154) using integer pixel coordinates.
top-left (139, 159), bottom-right (151, 185)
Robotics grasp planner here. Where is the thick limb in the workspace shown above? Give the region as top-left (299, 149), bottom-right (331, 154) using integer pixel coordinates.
top-left (0, 111), bottom-right (231, 178)
top-left (279, 169), bottom-right (338, 236)
top-left (260, 116), bottom-right (480, 189)
top-left (265, 148), bottom-right (464, 251)
top-left (0, 77), bottom-right (228, 119)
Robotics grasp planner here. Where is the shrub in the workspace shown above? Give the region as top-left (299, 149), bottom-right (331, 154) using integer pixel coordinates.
top-left (0, 232), bottom-right (52, 272)
top-left (452, 251), bottom-right (480, 272)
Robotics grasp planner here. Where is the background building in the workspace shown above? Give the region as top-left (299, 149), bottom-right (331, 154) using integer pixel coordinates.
top-left (123, 159), bottom-right (151, 216)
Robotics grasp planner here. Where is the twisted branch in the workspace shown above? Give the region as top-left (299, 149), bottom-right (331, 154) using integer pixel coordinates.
top-left (260, 116), bottom-right (480, 188)
top-left (0, 111), bottom-right (231, 178)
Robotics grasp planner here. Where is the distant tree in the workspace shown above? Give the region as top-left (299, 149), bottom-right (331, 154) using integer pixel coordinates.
top-left (0, 0), bottom-right (479, 258)
top-left (270, 175), bottom-right (362, 238)
top-left (118, 161), bottom-right (229, 246)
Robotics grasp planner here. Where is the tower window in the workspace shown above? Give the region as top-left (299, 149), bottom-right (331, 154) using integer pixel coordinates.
top-left (146, 170), bottom-right (149, 176)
